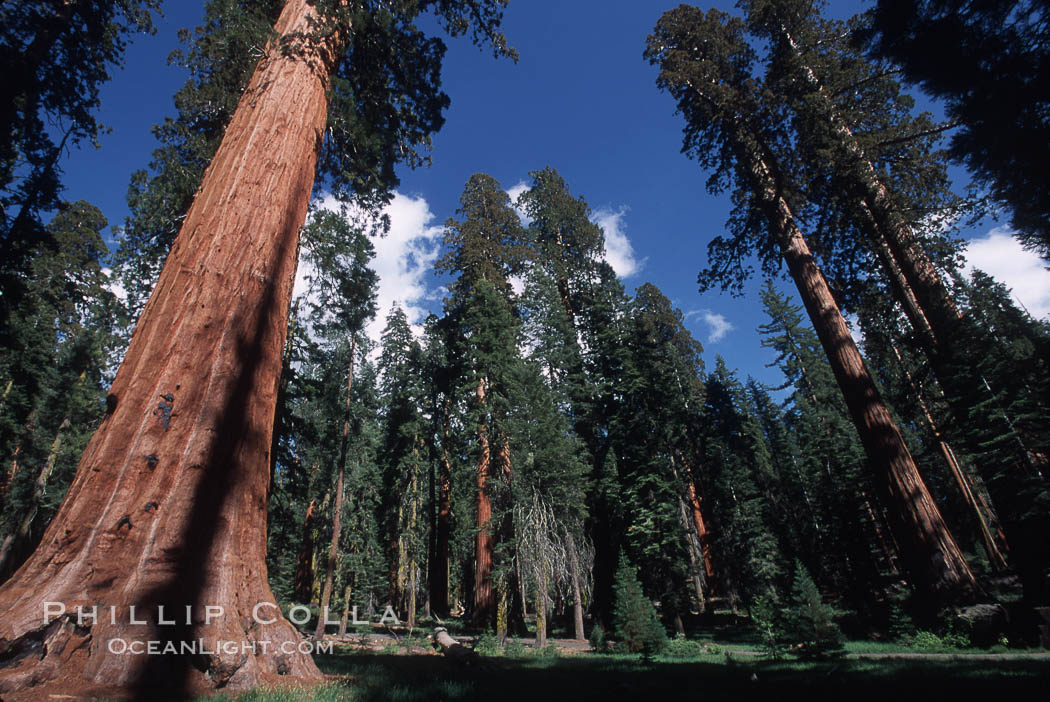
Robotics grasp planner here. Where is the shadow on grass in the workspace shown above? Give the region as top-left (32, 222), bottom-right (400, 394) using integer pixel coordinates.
top-left (306, 651), bottom-right (1050, 702)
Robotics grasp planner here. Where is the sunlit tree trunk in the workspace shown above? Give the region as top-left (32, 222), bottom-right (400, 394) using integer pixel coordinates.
top-left (0, 0), bottom-right (340, 694)
top-left (473, 378), bottom-right (494, 627)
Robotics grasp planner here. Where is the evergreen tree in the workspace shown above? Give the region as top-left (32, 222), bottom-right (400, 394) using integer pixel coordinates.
top-left (647, 5), bottom-right (977, 606)
top-left (614, 283), bottom-right (712, 627)
top-left (782, 561), bottom-right (845, 660)
top-left (757, 281), bottom-right (889, 607)
top-left (437, 173), bottom-right (528, 630)
top-left (0, 0), bottom-right (158, 333)
top-left (0, 201), bottom-right (123, 581)
top-left (377, 305), bottom-right (429, 626)
top-left (860, 0), bottom-right (1050, 258)
top-left (700, 359), bottom-right (783, 607)
top-left (612, 554), bottom-right (668, 658)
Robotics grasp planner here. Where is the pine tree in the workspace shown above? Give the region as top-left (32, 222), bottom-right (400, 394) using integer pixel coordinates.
top-left (757, 281), bottom-right (890, 607)
top-left (700, 359), bottom-right (783, 608)
top-left (781, 560), bottom-right (845, 660)
top-left (614, 283), bottom-right (712, 627)
top-left (437, 173), bottom-right (528, 630)
top-left (377, 305), bottom-right (429, 627)
top-left (0, 0), bottom-right (513, 695)
top-left (0, 201), bottom-right (124, 582)
top-left (860, 0), bottom-right (1050, 258)
top-left (647, 6), bottom-right (977, 606)
top-left (0, 1), bottom-right (158, 334)
top-left (612, 554), bottom-right (668, 658)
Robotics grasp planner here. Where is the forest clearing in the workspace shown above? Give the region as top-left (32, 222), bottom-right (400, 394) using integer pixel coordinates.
top-left (1, 0), bottom-right (1049, 699)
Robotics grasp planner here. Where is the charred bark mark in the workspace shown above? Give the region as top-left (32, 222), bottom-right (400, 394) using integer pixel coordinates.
top-left (153, 394), bottom-right (175, 431)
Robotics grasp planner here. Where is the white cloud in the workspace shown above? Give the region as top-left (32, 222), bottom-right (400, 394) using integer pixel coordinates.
top-left (592, 207), bottom-right (643, 278)
top-left (294, 192), bottom-right (443, 346)
top-left (506, 180), bottom-right (531, 225)
top-left (962, 227), bottom-right (1050, 319)
top-left (101, 267), bottom-right (127, 304)
top-left (686, 309), bottom-right (734, 343)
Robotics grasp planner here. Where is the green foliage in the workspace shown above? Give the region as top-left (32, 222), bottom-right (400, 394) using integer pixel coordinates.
top-left (781, 562), bottom-right (845, 660)
top-left (588, 625), bottom-right (610, 654)
top-left (665, 633), bottom-right (705, 659)
top-left (750, 594), bottom-right (788, 660)
top-left (861, 0), bottom-right (1050, 258)
top-left (0, 0), bottom-right (158, 325)
top-left (503, 638), bottom-right (526, 657)
top-left (612, 555), bottom-right (667, 658)
top-left (909, 630), bottom-right (945, 651)
top-left (473, 633), bottom-right (501, 656)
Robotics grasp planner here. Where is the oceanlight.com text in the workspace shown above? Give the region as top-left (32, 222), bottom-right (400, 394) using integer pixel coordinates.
top-left (106, 639), bottom-right (333, 656)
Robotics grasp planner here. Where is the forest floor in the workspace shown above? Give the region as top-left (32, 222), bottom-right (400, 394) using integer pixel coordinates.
top-left (329, 629), bottom-right (1050, 660)
top-left (192, 646), bottom-right (1050, 702)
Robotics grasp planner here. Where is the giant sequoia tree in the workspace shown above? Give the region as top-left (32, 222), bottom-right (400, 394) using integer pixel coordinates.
top-left (0, 0), bottom-right (513, 696)
top-left (646, 6), bottom-right (977, 606)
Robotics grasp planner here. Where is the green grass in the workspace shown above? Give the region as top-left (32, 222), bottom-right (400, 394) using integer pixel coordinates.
top-left (194, 647), bottom-right (1049, 702)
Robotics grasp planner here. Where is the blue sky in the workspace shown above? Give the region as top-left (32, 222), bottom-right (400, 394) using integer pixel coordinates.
top-left (58, 0), bottom-right (1050, 390)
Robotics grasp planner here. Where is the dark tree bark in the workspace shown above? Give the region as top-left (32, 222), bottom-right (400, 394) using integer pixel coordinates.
top-left (315, 338), bottom-right (356, 641)
top-left (0, 0), bottom-right (339, 695)
top-left (292, 498), bottom-right (317, 603)
top-left (430, 404), bottom-right (453, 617)
top-left (738, 129), bottom-right (979, 605)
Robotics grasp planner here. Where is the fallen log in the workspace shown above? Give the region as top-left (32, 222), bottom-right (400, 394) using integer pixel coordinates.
top-left (431, 627), bottom-right (479, 665)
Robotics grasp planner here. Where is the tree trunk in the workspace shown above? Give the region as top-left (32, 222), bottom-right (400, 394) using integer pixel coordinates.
top-left (889, 345), bottom-right (1009, 571)
top-left (0, 0), bottom-right (339, 694)
top-left (293, 497), bottom-right (318, 603)
top-left (739, 129), bottom-right (978, 605)
top-left (338, 584), bottom-right (351, 638)
top-left (430, 401), bottom-right (453, 617)
top-left (535, 562), bottom-right (547, 648)
top-left (565, 531), bottom-right (586, 641)
top-left (0, 418), bottom-right (70, 582)
top-left (315, 337), bottom-right (356, 642)
top-left (473, 378), bottom-right (494, 627)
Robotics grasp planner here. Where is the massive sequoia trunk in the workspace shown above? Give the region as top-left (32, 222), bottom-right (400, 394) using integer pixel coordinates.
top-left (738, 130), bottom-right (979, 606)
top-left (0, 0), bottom-right (339, 695)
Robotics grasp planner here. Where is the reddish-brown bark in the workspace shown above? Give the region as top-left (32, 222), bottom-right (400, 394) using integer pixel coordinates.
top-left (685, 478), bottom-right (715, 583)
top-left (736, 127), bottom-right (978, 604)
top-left (473, 378), bottom-right (494, 627)
top-left (0, 0), bottom-right (339, 695)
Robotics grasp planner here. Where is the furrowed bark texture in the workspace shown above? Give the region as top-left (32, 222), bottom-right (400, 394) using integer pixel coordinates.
top-left (0, 0), bottom-right (339, 695)
top-left (737, 131), bottom-right (978, 605)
